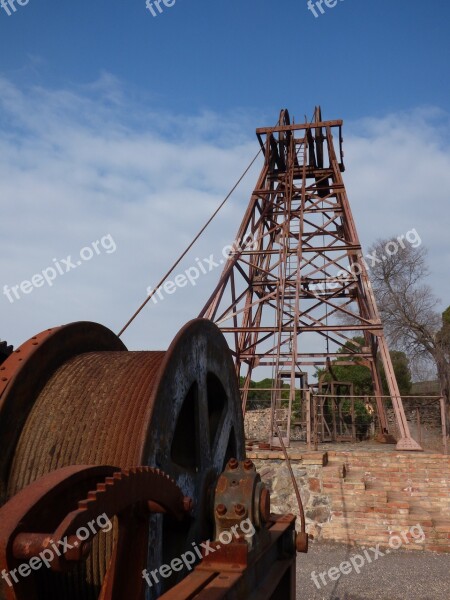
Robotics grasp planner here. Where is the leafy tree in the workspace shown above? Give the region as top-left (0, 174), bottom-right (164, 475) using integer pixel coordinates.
top-left (241, 377), bottom-right (289, 410)
top-left (315, 337), bottom-right (411, 395)
top-left (315, 338), bottom-right (413, 436)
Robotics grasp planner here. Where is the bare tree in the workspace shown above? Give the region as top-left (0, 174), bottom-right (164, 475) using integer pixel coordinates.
top-left (367, 239), bottom-right (450, 428)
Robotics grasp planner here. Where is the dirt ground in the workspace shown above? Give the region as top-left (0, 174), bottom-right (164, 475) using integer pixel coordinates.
top-left (296, 541), bottom-right (450, 600)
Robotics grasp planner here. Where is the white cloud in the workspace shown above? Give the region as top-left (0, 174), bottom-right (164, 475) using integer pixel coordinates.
top-left (344, 109), bottom-right (450, 308)
top-left (1, 77), bottom-right (449, 356)
top-left (0, 76), bottom-right (260, 349)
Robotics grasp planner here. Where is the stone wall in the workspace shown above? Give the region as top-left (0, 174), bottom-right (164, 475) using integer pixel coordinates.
top-left (244, 408), bottom-right (271, 441)
top-left (387, 399), bottom-right (442, 430)
top-left (386, 399), bottom-right (444, 452)
top-left (253, 458), bottom-right (331, 541)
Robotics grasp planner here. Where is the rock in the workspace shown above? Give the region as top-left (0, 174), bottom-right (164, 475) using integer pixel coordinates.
top-left (311, 494), bottom-right (329, 507)
top-left (244, 409), bottom-right (271, 440)
top-left (308, 477), bottom-right (321, 492)
top-left (306, 507), bottom-right (330, 523)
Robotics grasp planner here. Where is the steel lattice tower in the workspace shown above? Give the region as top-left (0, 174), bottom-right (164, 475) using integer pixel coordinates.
top-left (200, 108), bottom-right (421, 451)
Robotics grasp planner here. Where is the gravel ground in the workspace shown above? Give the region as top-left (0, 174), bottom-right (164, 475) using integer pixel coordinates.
top-left (296, 541), bottom-right (450, 600)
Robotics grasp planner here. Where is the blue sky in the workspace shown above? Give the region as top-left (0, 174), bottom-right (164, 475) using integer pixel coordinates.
top-left (1, 0), bottom-right (449, 118)
top-left (0, 0), bottom-right (449, 369)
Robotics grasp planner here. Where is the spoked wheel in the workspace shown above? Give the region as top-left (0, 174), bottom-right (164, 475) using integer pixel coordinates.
top-left (0, 319), bottom-right (245, 599)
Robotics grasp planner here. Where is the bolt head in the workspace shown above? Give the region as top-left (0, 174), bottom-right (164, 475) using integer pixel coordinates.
top-left (228, 458), bottom-right (239, 470)
top-left (234, 503), bottom-right (246, 517)
top-left (243, 459), bottom-right (254, 471)
top-left (216, 503), bottom-right (227, 516)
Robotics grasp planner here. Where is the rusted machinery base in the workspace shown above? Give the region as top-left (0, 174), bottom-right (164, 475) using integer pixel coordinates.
top-left (0, 319), bottom-right (305, 599)
top-left (159, 515), bottom-right (297, 600)
top-left (0, 462), bottom-right (299, 600)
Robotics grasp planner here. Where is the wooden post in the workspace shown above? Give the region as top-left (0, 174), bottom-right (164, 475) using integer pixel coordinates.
top-left (440, 397), bottom-right (448, 455)
top-left (313, 395), bottom-right (318, 451)
top-left (321, 397), bottom-right (325, 441)
top-left (306, 389), bottom-right (311, 450)
top-left (351, 397), bottom-right (356, 441)
top-left (416, 408), bottom-right (422, 446)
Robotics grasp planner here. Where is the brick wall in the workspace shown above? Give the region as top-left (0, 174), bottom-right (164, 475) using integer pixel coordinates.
top-left (249, 449), bottom-right (450, 553)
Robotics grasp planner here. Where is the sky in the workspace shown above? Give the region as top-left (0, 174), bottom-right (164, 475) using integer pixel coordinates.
top-left (1, 0), bottom-right (449, 363)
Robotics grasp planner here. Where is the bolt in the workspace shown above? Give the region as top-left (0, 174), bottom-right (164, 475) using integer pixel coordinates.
top-left (243, 459), bottom-right (254, 471)
top-left (234, 503), bottom-right (246, 517)
top-left (228, 458), bottom-right (239, 470)
top-left (216, 503), bottom-right (227, 516)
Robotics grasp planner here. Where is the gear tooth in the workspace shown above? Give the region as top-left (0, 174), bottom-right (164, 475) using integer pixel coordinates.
top-left (75, 469), bottom-right (184, 526)
top-left (79, 496), bottom-right (98, 509)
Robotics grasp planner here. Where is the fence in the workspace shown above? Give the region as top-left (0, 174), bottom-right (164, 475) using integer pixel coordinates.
top-left (243, 388), bottom-right (448, 454)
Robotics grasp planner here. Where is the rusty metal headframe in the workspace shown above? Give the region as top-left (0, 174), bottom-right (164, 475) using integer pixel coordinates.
top-left (199, 107), bottom-right (422, 451)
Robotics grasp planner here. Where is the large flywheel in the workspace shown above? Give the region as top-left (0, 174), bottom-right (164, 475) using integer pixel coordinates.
top-left (0, 319), bottom-right (245, 599)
